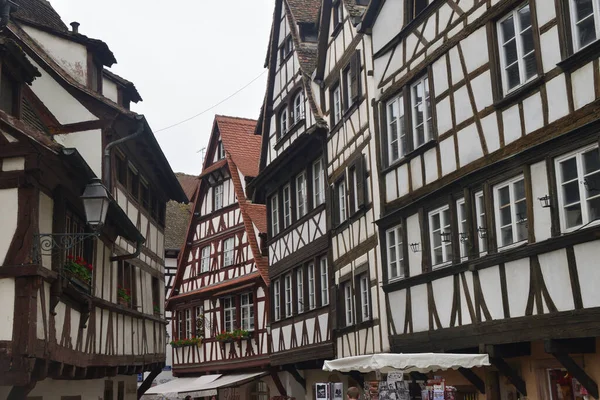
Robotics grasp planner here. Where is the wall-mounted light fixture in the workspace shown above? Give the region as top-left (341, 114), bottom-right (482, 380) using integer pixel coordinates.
top-left (439, 231), bottom-right (452, 243)
top-left (409, 243), bottom-right (421, 253)
top-left (459, 232), bottom-right (469, 243)
top-left (538, 195), bottom-right (551, 208)
top-left (477, 226), bottom-right (487, 238)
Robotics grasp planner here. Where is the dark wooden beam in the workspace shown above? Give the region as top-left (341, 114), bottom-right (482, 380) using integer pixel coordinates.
top-left (48, 361), bottom-right (64, 378)
top-left (349, 371), bottom-right (365, 388)
top-left (410, 372), bottom-right (429, 381)
top-left (270, 370), bottom-right (287, 396)
top-left (137, 366), bottom-right (162, 400)
top-left (544, 338), bottom-right (595, 354)
top-left (490, 357), bottom-right (527, 396)
top-left (106, 366), bottom-right (118, 377)
top-left (458, 368), bottom-right (485, 394)
top-left (483, 342), bottom-right (531, 358)
top-left (545, 339), bottom-right (599, 399)
top-left (283, 365), bottom-right (306, 388)
top-left (7, 381), bottom-right (36, 400)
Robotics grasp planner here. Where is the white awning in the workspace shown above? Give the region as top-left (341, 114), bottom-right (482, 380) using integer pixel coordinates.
top-left (323, 353), bottom-right (490, 374)
top-left (142, 374), bottom-right (221, 399)
top-left (180, 372), bottom-right (267, 397)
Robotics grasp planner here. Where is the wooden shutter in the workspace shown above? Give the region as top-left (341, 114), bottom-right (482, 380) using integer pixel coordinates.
top-left (355, 155), bottom-right (366, 209)
top-left (350, 51), bottom-right (360, 102)
top-left (330, 284), bottom-right (338, 330)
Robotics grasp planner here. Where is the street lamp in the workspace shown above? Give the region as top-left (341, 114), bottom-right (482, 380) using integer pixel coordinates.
top-left (80, 178), bottom-right (110, 231)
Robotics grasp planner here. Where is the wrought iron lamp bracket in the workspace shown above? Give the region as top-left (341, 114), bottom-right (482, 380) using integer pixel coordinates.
top-left (32, 232), bottom-right (99, 263)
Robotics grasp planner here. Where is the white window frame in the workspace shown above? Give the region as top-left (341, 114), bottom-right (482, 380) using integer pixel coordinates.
top-left (284, 274), bottom-right (292, 317)
top-left (320, 257), bottom-right (329, 306)
top-left (344, 67), bottom-right (352, 110)
top-left (293, 92), bottom-right (304, 123)
top-left (214, 183), bottom-right (224, 210)
top-left (223, 237), bottom-right (235, 267)
top-left (308, 263), bottom-right (316, 310)
top-left (280, 108), bottom-right (288, 135)
top-left (337, 179), bottom-right (347, 223)
top-left (333, 85), bottom-right (342, 125)
top-left (344, 282), bottom-right (353, 327)
top-left (218, 140), bottom-right (225, 160)
top-left (283, 184), bottom-right (291, 229)
top-left (241, 293), bottom-right (254, 331)
top-left (359, 274), bottom-right (370, 321)
top-left (410, 75), bottom-right (433, 148)
top-left (185, 308), bottom-right (192, 338)
top-left (456, 198), bottom-right (468, 259)
top-left (200, 245), bottom-right (211, 273)
top-left (475, 191), bottom-right (488, 255)
top-left (273, 280), bottom-right (281, 321)
top-left (494, 175), bottom-right (528, 250)
top-left (271, 194), bottom-right (279, 236)
top-left (313, 158), bottom-right (325, 206)
top-left (555, 144), bottom-right (600, 232)
top-left (569, 0), bottom-right (600, 51)
top-left (386, 225), bottom-right (404, 281)
top-left (429, 205), bottom-right (453, 267)
top-left (386, 95), bottom-right (407, 164)
top-left (223, 297), bottom-right (236, 332)
top-left (497, 3), bottom-right (537, 94)
top-left (350, 167), bottom-right (359, 214)
top-left (296, 268), bottom-right (304, 314)
top-left (296, 172), bottom-right (307, 219)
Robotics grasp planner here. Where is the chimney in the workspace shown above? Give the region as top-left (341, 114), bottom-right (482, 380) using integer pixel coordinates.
top-left (70, 21), bottom-right (80, 33)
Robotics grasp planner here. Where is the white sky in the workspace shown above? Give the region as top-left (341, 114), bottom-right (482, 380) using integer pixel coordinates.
top-left (48, 0), bottom-right (273, 175)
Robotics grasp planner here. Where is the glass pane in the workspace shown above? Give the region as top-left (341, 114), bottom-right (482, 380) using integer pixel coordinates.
top-left (390, 261), bottom-right (398, 278)
top-left (561, 157), bottom-right (578, 182)
top-left (431, 214), bottom-right (441, 231)
top-left (583, 149), bottom-right (600, 174)
top-left (516, 220), bottom-right (528, 242)
top-left (575, 0), bottom-right (594, 21)
top-left (515, 199), bottom-right (527, 221)
top-left (416, 125), bottom-right (425, 146)
top-left (501, 226), bottom-right (513, 245)
top-left (565, 204), bottom-right (583, 228)
top-left (501, 16), bottom-right (515, 41)
top-left (445, 242), bottom-right (453, 261)
top-left (507, 63), bottom-right (521, 90)
top-left (500, 206), bottom-right (512, 226)
top-left (585, 172), bottom-right (600, 197)
top-left (521, 27), bottom-right (535, 54)
top-left (503, 40), bottom-right (519, 65)
top-left (563, 181), bottom-right (581, 204)
top-left (578, 14), bottom-right (598, 48)
top-left (524, 52), bottom-right (538, 80)
top-left (499, 186), bottom-right (510, 207)
top-left (399, 115), bottom-right (407, 155)
top-left (433, 232), bottom-right (441, 248)
top-left (518, 5), bottom-right (532, 30)
top-left (587, 196), bottom-right (600, 221)
top-left (514, 179), bottom-right (525, 201)
top-left (434, 247), bottom-right (443, 264)
top-left (413, 81), bottom-right (423, 104)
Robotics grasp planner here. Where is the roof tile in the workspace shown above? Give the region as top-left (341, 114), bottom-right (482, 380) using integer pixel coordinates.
top-left (13, 0), bottom-right (68, 32)
top-left (215, 115), bottom-right (261, 178)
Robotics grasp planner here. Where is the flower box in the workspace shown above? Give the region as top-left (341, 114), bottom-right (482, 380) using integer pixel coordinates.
top-left (63, 255), bottom-right (92, 294)
top-left (170, 337), bottom-right (202, 348)
top-left (215, 329), bottom-right (252, 343)
top-left (65, 271), bottom-right (91, 294)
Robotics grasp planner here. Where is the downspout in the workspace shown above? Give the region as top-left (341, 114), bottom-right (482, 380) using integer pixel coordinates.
top-left (104, 114), bottom-right (145, 262)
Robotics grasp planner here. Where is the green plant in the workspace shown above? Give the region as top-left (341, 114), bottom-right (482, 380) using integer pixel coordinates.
top-left (215, 329), bottom-right (251, 342)
top-left (64, 255), bottom-right (92, 283)
top-left (170, 337), bottom-right (202, 348)
top-left (153, 305), bottom-right (161, 314)
top-left (117, 286), bottom-right (131, 304)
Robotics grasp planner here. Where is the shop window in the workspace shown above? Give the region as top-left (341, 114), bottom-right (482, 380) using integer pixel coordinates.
top-left (497, 3), bottom-right (538, 94)
top-left (223, 237), bottom-right (234, 267)
top-left (296, 171), bottom-right (307, 219)
top-left (429, 206), bottom-right (452, 267)
top-left (456, 198), bottom-right (468, 259)
top-left (296, 267), bottom-right (304, 314)
top-left (308, 263), bottom-right (316, 310)
top-left (117, 261), bottom-right (137, 308)
top-left (494, 176), bottom-right (527, 249)
top-left (313, 158), bottom-right (325, 206)
top-left (241, 293), bottom-right (254, 331)
top-left (214, 183), bottom-right (224, 210)
top-left (556, 145), bottom-right (600, 231)
top-left (273, 280), bottom-right (281, 321)
top-left (270, 193), bottom-right (280, 236)
top-left (249, 381), bottom-right (270, 400)
top-left (386, 225), bottom-right (405, 281)
top-left (320, 257), bottom-right (329, 306)
top-left (547, 369), bottom-right (587, 400)
top-left (283, 184), bottom-right (291, 228)
top-left (200, 245), bottom-right (211, 273)
top-left (223, 296), bottom-right (236, 332)
top-left (284, 274), bottom-right (292, 317)
top-left (474, 191), bottom-right (488, 254)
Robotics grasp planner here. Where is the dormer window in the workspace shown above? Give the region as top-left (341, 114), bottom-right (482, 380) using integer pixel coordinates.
top-left (0, 70), bottom-right (18, 116)
top-left (218, 140), bottom-right (225, 160)
top-left (279, 35), bottom-right (294, 64)
top-left (292, 92), bottom-right (304, 123)
top-left (88, 56), bottom-right (102, 93)
top-left (279, 108), bottom-right (288, 136)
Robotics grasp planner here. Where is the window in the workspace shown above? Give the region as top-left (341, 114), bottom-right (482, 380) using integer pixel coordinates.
top-left (343, 67), bottom-right (352, 109)
top-left (457, 199), bottom-right (468, 259)
top-left (284, 274), bottom-right (292, 317)
top-left (494, 176), bottom-right (528, 248)
top-left (343, 282), bottom-right (353, 326)
top-left (0, 70), bottom-right (17, 116)
top-left (152, 276), bottom-right (161, 315)
top-left (185, 308), bottom-right (192, 338)
top-left (273, 280), bottom-right (281, 321)
top-left (128, 166), bottom-right (139, 199)
top-left (293, 92), bottom-right (304, 123)
top-left (359, 274), bottom-right (370, 321)
top-left (283, 184), bottom-right (292, 228)
top-left (296, 268), bottom-right (304, 313)
top-left (410, 0), bottom-right (430, 20)
top-left (141, 181), bottom-right (150, 210)
top-left (475, 191), bottom-right (488, 254)
top-left (89, 60), bottom-right (101, 92)
top-left (343, 51), bottom-right (361, 108)
top-left (411, 76), bottom-right (433, 148)
top-left (497, 3), bottom-right (537, 94)
top-left (429, 206), bottom-right (452, 266)
top-left (313, 158), bottom-right (325, 206)
top-left (223, 237), bottom-right (234, 266)
top-left (116, 155), bottom-right (127, 186)
top-left (296, 172), bottom-right (307, 219)
top-left (349, 166), bottom-right (359, 214)
top-left (279, 35), bottom-right (293, 63)
top-left (386, 225), bottom-right (404, 280)
top-left (279, 108), bottom-right (288, 136)
top-left (271, 194), bottom-right (280, 236)
top-left (177, 311), bottom-right (184, 340)
top-left (386, 95), bottom-right (407, 164)
top-left (250, 381), bottom-right (270, 400)
top-left (335, 178), bottom-right (347, 225)
top-left (200, 246), bottom-right (211, 273)
top-left (333, 1), bottom-right (343, 28)
top-left (320, 257), bottom-right (329, 306)
top-left (223, 297), bottom-right (236, 332)
top-left (556, 145), bottom-right (600, 230)
top-left (241, 293), bottom-right (254, 331)
top-left (569, 0), bottom-right (600, 50)
top-left (117, 261), bottom-right (136, 308)
top-left (332, 84), bottom-right (342, 126)
top-left (218, 140), bottom-right (225, 159)
top-left (214, 183), bottom-right (224, 210)
top-left (308, 263), bottom-right (316, 310)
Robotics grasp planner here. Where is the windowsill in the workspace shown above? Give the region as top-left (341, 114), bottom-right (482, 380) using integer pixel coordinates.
top-left (493, 75), bottom-right (545, 110)
top-left (330, 97), bottom-right (364, 138)
top-left (558, 40), bottom-right (600, 72)
top-left (562, 219), bottom-right (600, 234)
top-left (431, 260), bottom-right (452, 270)
top-left (274, 118), bottom-right (306, 150)
top-left (381, 139), bottom-right (437, 174)
top-left (269, 203), bottom-right (326, 243)
top-left (332, 205), bottom-right (370, 234)
top-left (273, 304), bottom-right (330, 325)
top-left (335, 318), bottom-right (375, 335)
top-left (496, 240), bottom-right (528, 252)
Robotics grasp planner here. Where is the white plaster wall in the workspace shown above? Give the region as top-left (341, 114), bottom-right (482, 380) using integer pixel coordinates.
top-left (0, 278), bottom-right (15, 340)
top-left (387, 289), bottom-right (407, 333)
top-left (24, 26), bottom-right (88, 85)
top-left (530, 161), bottom-right (552, 242)
top-left (103, 79), bottom-right (119, 103)
top-left (371, 0), bottom-right (404, 53)
top-left (406, 213), bottom-right (422, 277)
top-left (55, 129), bottom-right (103, 180)
top-left (28, 375), bottom-right (138, 400)
top-left (538, 250), bottom-right (575, 312)
top-left (478, 266), bottom-right (504, 320)
top-left (0, 188), bottom-right (18, 266)
top-left (28, 58), bottom-right (97, 124)
top-left (573, 240), bottom-right (600, 308)
top-left (1, 157), bottom-right (24, 171)
top-left (504, 259), bottom-right (530, 317)
top-left (411, 284), bottom-right (429, 332)
top-left (431, 277), bottom-right (453, 327)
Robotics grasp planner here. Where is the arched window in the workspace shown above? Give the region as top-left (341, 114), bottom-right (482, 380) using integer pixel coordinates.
top-left (279, 108), bottom-right (288, 136)
top-left (293, 91), bottom-right (304, 123)
top-left (249, 380), bottom-right (269, 400)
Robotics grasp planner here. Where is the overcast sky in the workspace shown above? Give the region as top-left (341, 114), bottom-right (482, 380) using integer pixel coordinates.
top-left (49, 0), bottom-right (273, 175)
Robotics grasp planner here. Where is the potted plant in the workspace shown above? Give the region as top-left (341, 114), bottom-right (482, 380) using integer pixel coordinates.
top-left (64, 255), bottom-right (92, 293)
top-left (117, 286), bottom-right (131, 306)
top-left (215, 329), bottom-right (251, 343)
top-left (153, 304), bottom-right (161, 316)
top-left (169, 337), bottom-right (202, 348)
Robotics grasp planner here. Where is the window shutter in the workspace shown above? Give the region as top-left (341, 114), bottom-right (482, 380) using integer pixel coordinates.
top-left (350, 51), bottom-right (360, 101)
top-left (330, 284), bottom-right (338, 330)
top-left (356, 155), bottom-right (366, 209)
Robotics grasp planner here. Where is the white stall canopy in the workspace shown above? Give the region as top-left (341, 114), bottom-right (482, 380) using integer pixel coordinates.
top-left (323, 353), bottom-right (490, 374)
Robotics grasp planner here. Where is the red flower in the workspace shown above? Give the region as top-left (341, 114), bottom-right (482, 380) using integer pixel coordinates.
top-left (67, 255), bottom-right (74, 260)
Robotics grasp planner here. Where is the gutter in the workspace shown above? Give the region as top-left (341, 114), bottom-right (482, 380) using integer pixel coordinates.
top-left (103, 114), bottom-right (144, 188)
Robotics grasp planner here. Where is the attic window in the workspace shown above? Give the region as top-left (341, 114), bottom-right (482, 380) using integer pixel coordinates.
top-left (333, 1), bottom-right (343, 29)
top-left (0, 70), bottom-right (18, 116)
top-left (88, 55), bottom-right (102, 93)
top-left (279, 35), bottom-right (294, 64)
top-left (218, 140), bottom-right (225, 160)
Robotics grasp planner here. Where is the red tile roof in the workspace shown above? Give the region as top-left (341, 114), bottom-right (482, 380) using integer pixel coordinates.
top-left (176, 173), bottom-right (199, 201)
top-left (167, 272), bottom-right (262, 305)
top-left (245, 204), bottom-right (267, 234)
top-left (198, 158), bottom-right (227, 178)
top-left (215, 115), bottom-right (261, 178)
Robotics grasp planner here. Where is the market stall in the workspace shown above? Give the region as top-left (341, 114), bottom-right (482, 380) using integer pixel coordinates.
top-left (321, 353), bottom-right (490, 400)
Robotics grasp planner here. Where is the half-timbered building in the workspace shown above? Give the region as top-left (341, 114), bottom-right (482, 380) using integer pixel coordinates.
top-left (314, 0), bottom-right (390, 365)
top-left (249, 0), bottom-right (340, 398)
top-left (362, 0), bottom-right (600, 398)
top-left (0, 1), bottom-right (187, 399)
top-left (166, 115), bottom-right (272, 397)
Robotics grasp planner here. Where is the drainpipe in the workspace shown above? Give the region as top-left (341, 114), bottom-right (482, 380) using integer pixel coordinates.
top-left (103, 114), bottom-right (144, 189)
top-left (110, 238), bottom-right (143, 262)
